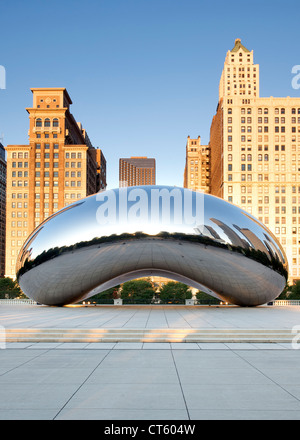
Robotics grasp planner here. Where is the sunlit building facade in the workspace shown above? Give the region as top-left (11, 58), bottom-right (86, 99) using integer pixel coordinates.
top-left (5, 88), bottom-right (106, 278)
top-left (209, 38), bottom-right (300, 283)
top-left (119, 156), bottom-right (156, 187)
top-left (183, 136), bottom-right (210, 192)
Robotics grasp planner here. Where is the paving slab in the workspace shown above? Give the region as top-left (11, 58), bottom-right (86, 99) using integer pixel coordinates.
top-left (0, 304), bottom-right (300, 330)
top-left (0, 304), bottom-right (300, 420)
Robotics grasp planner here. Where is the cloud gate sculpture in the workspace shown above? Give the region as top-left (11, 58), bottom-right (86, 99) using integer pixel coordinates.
top-left (16, 185), bottom-right (288, 307)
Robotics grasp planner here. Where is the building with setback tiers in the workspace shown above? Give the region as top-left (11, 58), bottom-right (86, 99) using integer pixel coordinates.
top-left (5, 88), bottom-right (106, 278)
top-left (209, 38), bottom-right (300, 283)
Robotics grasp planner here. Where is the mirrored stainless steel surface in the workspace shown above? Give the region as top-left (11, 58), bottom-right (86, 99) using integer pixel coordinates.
top-left (16, 186), bottom-right (288, 306)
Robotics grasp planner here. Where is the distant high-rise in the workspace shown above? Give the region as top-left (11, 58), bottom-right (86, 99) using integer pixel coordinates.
top-left (183, 136), bottom-right (210, 192)
top-left (5, 88), bottom-right (106, 278)
top-left (119, 156), bottom-right (156, 187)
top-left (0, 143), bottom-right (6, 277)
top-left (209, 38), bottom-right (300, 283)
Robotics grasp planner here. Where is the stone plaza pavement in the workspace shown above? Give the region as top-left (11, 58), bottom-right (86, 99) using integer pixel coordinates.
top-left (1, 304), bottom-right (300, 420)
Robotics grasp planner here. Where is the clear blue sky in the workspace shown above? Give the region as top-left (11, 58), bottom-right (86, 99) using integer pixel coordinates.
top-left (0, 0), bottom-right (299, 189)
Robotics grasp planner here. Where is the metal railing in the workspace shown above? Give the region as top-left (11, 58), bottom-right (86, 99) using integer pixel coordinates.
top-left (0, 299), bottom-right (37, 305)
top-left (271, 300), bottom-right (300, 306)
top-left (1, 298), bottom-right (300, 306)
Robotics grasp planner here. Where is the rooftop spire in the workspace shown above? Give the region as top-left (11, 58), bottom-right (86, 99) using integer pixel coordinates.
top-left (231, 38), bottom-right (250, 53)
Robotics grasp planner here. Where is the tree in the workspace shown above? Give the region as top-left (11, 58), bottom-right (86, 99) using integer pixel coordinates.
top-left (120, 279), bottom-right (155, 303)
top-left (196, 290), bottom-right (219, 304)
top-left (276, 282), bottom-right (290, 300)
top-left (0, 277), bottom-right (25, 299)
top-left (88, 285), bottom-right (120, 303)
top-left (288, 281), bottom-right (300, 300)
top-left (159, 281), bottom-right (192, 304)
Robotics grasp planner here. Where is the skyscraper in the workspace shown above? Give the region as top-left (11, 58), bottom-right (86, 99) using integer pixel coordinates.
top-left (183, 136), bottom-right (210, 192)
top-left (119, 156), bottom-right (156, 187)
top-left (5, 88), bottom-right (106, 278)
top-left (209, 38), bottom-right (300, 283)
top-left (0, 143), bottom-right (6, 277)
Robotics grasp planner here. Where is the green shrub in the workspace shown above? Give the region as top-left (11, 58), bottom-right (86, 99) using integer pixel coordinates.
top-left (0, 277), bottom-right (25, 299)
top-left (195, 290), bottom-right (220, 304)
top-left (288, 281), bottom-right (300, 300)
top-left (121, 279), bottom-right (155, 303)
top-left (159, 282), bottom-right (192, 304)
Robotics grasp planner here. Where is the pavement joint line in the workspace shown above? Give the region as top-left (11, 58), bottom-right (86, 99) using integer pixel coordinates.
top-left (232, 348), bottom-right (300, 404)
top-left (170, 348), bottom-right (191, 420)
top-left (52, 347), bottom-right (113, 420)
top-left (0, 345), bottom-right (56, 375)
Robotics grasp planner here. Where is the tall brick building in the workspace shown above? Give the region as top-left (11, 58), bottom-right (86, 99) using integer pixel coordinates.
top-left (5, 88), bottom-right (106, 278)
top-left (183, 136), bottom-right (210, 192)
top-left (209, 38), bottom-right (300, 282)
top-left (119, 156), bottom-right (156, 187)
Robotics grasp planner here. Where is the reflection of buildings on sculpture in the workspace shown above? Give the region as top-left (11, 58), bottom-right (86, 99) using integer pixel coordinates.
top-left (5, 88), bottom-right (106, 278)
top-left (185, 38), bottom-right (300, 284)
top-left (16, 187), bottom-right (287, 306)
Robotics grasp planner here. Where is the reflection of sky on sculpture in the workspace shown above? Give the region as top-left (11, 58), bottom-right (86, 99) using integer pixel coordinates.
top-left (17, 185), bottom-right (288, 307)
top-left (22, 186), bottom-right (285, 266)
top-left (25, 187), bottom-right (204, 259)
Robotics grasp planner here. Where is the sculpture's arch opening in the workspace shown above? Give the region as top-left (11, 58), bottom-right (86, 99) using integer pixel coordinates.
top-left (82, 268), bottom-right (221, 303)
